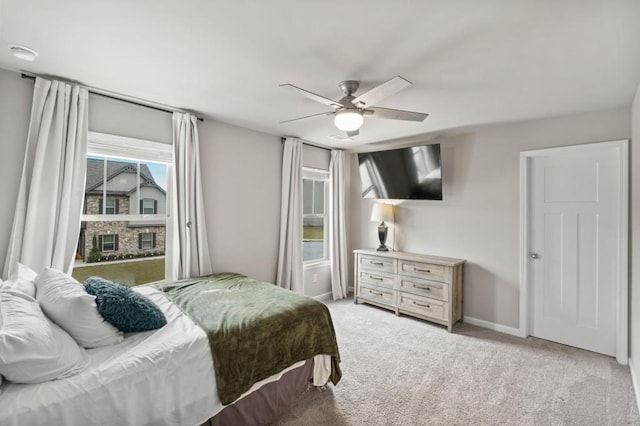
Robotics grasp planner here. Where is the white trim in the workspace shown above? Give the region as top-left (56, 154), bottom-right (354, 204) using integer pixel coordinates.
top-left (519, 153), bottom-right (530, 339)
top-left (629, 358), bottom-right (640, 414)
top-left (313, 291), bottom-right (334, 302)
top-left (463, 316), bottom-right (522, 337)
top-left (303, 260), bottom-right (331, 270)
top-left (88, 131), bottom-right (172, 164)
top-left (519, 139), bottom-right (629, 363)
top-left (302, 167), bottom-right (329, 179)
top-left (81, 214), bottom-right (167, 222)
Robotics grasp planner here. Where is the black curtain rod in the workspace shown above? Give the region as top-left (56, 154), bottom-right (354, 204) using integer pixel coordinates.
top-left (21, 73), bottom-right (204, 122)
top-left (281, 136), bottom-right (331, 151)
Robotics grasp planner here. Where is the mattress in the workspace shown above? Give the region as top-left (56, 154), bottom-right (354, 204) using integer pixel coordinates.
top-left (0, 286), bottom-right (313, 426)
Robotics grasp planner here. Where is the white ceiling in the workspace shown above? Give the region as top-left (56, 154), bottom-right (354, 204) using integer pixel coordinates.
top-left (1, 0), bottom-right (639, 148)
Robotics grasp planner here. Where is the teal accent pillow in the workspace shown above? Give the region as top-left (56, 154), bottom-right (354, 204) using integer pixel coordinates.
top-left (84, 277), bottom-right (167, 333)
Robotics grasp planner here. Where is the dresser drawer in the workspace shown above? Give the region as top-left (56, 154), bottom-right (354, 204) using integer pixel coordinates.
top-left (360, 255), bottom-right (396, 274)
top-left (399, 260), bottom-right (446, 282)
top-left (398, 276), bottom-right (449, 302)
top-left (359, 284), bottom-right (395, 306)
top-left (358, 270), bottom-right (395, 289)
top-left (398, 292), bottom-right (448, 321)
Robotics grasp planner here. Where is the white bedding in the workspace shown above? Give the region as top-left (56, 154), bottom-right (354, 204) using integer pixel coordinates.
top-left (0, 286), bottom-right (329, 426)
top-left (0, 286), bottom-right (219, 426)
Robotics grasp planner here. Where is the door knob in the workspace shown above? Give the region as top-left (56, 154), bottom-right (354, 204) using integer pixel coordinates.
top-left (530, 253), bottom-right (539, 259)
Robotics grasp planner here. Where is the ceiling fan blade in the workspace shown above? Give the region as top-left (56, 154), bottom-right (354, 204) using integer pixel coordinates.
top-left (280, 84), bottom-right (343, 109)
top-left (351, 76), bottom-right (412, 108)
top-left (368, 107), bottom-right (428, 122)
top-left (280, 110), bottom-right (334, 124)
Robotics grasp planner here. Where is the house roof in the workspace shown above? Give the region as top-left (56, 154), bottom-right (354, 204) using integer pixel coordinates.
top-left (85, 158), bottom-right (165, 195)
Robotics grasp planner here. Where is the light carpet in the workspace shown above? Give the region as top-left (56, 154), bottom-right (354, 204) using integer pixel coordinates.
top-left (277, 299), bottom-right (639, 425)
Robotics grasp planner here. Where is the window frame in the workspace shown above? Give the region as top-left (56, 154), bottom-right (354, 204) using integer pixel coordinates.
top-left (141, 198), bottom-right (157, 215)
top-left (302, 167), bottom-right (329, 266)
top-left (105, 197), bottom-right (117, 215)
top-left (139, 232), bottom-right (156, 249)
top-left (100, 234), bottom-right (117, 252)
top-left (82, 132), bottom-right (170, 223)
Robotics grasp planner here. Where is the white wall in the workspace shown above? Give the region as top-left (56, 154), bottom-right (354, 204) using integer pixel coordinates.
top-left (0, 69), bottom-right (33, 271)
top-left (89, 93), bottom-right (172, 144)
top-left (0, 68), bottom-right (285, 286)
top-left (630, 85), bottom-right (640, 400)
top-left (349, 108), bottom-right (631, 329)
top-left (198, 120), bottom-right (282, 284)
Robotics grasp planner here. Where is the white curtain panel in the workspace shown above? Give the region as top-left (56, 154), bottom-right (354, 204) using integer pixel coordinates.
top-left (166, 112), bottom-right (213, 280)
top-left (329, 149), bottom-right (348, 300)
top-left (276, 138), bottom-right (303, 293)
top-left (3, 78), bottom-right (88, 279)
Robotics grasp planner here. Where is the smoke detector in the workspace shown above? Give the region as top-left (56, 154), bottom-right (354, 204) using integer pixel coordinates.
top-left (8, 44), bottom-right (39, 61)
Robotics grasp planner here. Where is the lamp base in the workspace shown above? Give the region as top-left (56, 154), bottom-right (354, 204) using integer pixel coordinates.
top-left (377, 222), bottom-right (389, 252)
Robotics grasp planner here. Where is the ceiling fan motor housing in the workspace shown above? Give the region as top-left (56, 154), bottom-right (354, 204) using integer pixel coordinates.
top-left (338, 80), bottom-right (360, 97)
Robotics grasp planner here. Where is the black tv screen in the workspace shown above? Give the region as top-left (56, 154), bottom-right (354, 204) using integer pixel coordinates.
top-left (357, 143), bottom-right (442, 200)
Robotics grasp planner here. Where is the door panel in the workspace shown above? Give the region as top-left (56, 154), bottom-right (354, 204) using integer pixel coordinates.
top-left (530, 146), bottom-right (618, 356)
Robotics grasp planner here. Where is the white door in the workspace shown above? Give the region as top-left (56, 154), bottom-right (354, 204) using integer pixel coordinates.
top-left (528, 142), bottom-right (625, 357)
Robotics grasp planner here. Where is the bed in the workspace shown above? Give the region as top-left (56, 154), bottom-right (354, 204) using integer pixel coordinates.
top-left (0, 272), bottom-right (341, 426)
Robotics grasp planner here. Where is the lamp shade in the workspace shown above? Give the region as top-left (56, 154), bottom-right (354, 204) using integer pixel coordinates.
top-left (370, 203), bottom-right (394, 223)
top-left (334, 110), bottom-right (364, 131)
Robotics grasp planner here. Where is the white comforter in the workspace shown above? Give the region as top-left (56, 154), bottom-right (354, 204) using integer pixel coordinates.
top-left (0, 287), bottom-right (222, 426)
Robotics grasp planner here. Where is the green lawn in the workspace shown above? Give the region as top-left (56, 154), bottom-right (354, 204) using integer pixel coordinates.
top-left (303, 226), bottom-right (324, 240)
top-left (72, 258), bottom-right (165, 287)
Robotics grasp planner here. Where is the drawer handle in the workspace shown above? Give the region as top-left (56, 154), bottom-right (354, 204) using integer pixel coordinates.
top-left (412, 284), bottom-right (431, 291)
top-left (370, 290), bottom-right (384, 296)
top-left (413, 301), bottom-right (431, 308)
top-left (413, 267), bottom-right (432, 273)
top-left (370, 275), bottom-right (383, 281)
top-left (370, 261), bottom-right (384, 266)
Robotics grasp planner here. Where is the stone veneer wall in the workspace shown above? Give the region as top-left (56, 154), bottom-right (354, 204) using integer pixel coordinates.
top-left (83, 221), bottom-right (165, 260)
top-left (82, 194), bottom-right (166, 261)
top-left (86, 194), bottom-right (130, 215)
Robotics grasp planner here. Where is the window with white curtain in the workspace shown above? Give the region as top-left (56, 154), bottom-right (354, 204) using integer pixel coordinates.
top-left (302, 167), bottom-right (329, 263)
top-left (72, 132), bottom-right (172, 286)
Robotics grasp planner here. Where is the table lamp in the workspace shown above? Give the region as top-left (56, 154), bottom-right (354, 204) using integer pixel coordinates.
top-left (370, 203), bottom-right (394, 251)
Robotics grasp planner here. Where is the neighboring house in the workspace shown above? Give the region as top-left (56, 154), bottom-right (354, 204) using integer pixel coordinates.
top-left (77, 158), bottom-right (166, 261)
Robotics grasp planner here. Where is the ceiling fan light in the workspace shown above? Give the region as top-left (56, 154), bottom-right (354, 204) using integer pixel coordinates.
top-left (334, 110), bottom-right (364, 131)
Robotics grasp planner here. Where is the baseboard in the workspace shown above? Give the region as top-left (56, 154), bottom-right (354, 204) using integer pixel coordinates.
top-left (629, 358), bottom-right (640, 413)
top-left (463, 316), bottom-right (522, 337)
top-left (313, 292), bottom-right (333, 302)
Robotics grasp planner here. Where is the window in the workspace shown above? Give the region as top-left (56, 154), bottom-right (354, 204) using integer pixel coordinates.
top-left (303, 168), bottom-right (328, 263)
top-left (72, 132), bottom-right (172, 287)
top-left (99, 234), bottom-right (118, 252)
top-left (139, 232), bottom-right (156, 249)
top-left (98, 197), bottom-right (119, 214)
top-left (106, 198), bottom-right (116, 214)
top-left (141, 199), bottom-right (157, 215)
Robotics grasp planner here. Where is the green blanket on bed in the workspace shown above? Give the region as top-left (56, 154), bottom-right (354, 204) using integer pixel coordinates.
top-left (154, 272), bottom-right (341, 405)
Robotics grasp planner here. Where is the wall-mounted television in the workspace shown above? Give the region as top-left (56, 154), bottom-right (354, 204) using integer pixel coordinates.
top-left (357, 143), bottom-right (442, 200)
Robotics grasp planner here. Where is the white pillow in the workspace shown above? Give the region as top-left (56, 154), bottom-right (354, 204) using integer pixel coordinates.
top-left (4, 262), bottom-right (38, 297)
top-left (34, 268), bottom-right (123, 348)
top-left (0, 289), bottom-right (88, 384)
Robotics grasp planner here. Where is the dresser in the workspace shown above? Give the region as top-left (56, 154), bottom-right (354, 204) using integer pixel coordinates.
top-left (353, 249), bottom-right (466, 332)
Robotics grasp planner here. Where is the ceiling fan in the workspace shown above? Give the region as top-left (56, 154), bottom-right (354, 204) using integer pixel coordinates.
top-left (279, 76), bottom-right (428, 137)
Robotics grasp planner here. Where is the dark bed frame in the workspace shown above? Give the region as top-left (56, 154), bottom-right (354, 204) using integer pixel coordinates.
top-left (202, 359), bottom-right (314, 426)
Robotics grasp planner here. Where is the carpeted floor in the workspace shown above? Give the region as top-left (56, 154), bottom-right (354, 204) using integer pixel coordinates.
top-left (277, 299), bottom-right (639, 425)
